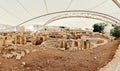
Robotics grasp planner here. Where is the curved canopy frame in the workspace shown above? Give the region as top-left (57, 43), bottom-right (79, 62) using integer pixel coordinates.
top-left (18, 10), bottom-right (120, 27)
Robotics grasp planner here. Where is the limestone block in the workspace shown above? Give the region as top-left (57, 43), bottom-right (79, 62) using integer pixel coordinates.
top-left (81, 36), bottom-right (88, 39)
top-left (5, 39), bottom-right (14, 46)
top-left (14, 35), bottom-right (19, 44)
top-left (76, 34), bottom-right (82, 39)
top-left (42, 36), bottom-right (47, 41)
top-left (63, 40), bottom-right (67, 49)
top-left (51, 34), bottom-right (63, 39)
top-left (66, 41), bottom-right (71, 48)
top-left (69, 47), bottom-right (78, 51)
top-left (32, 37), bottom-right (43, 45)
top-left (6, 34), bottom-right (12, 40)
top-left (71, 40), bottom-right (76, 47)
top-left (0, 37), bottom-right (5, 46)
top-left (60, 40), bottom-right (63, 48)
top-left (81, 40), bottom-right (86, 49)
top-left (2, 54), bottom-right (14, 59)
top-left (86, 40), bottom-right (91, 48)
top-left (20, 36), bottom-right (26, 44)
top-left (59, 48), bottom-right (65, 51)
top-left (23, 36), bottom-right (27, 44)
top-left (78, 40), bottom-right (82, 48)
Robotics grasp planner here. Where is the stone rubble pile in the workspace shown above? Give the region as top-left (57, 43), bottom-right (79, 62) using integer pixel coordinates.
top-left (1, 46), bottom-right (30, 60)
top-left (0, 29), bottom-right (111, 53)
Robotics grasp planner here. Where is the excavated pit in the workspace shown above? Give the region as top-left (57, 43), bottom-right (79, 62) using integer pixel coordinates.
top-left (0, 30), bottom-right (119, 71)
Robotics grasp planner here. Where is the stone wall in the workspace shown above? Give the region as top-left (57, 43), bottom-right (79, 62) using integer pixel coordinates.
top-left (59, 39), bottom-right (91, 50)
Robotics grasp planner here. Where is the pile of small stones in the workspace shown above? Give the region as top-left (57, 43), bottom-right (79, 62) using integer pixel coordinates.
top-left (1, 46), bottom-right (30, 60)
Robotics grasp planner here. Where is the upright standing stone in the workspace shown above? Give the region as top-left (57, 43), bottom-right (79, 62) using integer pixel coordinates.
top-left (16, 35), bottom-right (20, 44)
top-left (71, 40), bottom-right (76, 47)
top-left (19, 36), bottom-right (23, 44)
top-left (86, 40), bottom-right (91, 48)
top-left (78, 40), bottom-right (82, 48)
top-left (60, 40), bottom-right (63, 48)
top-left (23, 35), bottom-right (27, 44)
top-left (0, 36), bottom-right (5, 46)
top-left (63, 40), bottom-right (67, 49)
top-left (81, 40), bottom-right (85, 49)
top-left (6, 33), bottom-right (12, 40)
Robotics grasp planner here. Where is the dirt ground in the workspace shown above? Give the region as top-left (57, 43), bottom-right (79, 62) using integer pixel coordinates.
top-left (0, 39), bottom-right (120, 71)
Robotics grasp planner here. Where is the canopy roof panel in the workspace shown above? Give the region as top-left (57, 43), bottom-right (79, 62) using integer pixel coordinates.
top-left (0, 0), bottom-right (119, 26)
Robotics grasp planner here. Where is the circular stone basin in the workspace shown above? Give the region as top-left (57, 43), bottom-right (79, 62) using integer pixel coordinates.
top-left (85, 38), bottom-right (108, 48)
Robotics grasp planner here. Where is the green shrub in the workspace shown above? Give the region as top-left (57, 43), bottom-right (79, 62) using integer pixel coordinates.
top-left (110, 26), bottom-right (120, 38)
top-left (93, 23), bottom-right (107, 33)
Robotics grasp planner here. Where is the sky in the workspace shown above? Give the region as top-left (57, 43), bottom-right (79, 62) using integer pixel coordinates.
top-left (0, 0), bottom-right (119, 27)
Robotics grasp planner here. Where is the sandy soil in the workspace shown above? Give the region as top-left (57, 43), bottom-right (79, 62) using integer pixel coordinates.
top-left (99, 44), bottom-right (120, 71)
top-left (0, 39), bottom-right (119, 71)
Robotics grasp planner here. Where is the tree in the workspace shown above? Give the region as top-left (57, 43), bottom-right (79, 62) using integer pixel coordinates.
top-left (110, 26), bottom-right (120, 38)
top-left (93, 23), bottom-right (107, 33)
top-left (44, 28), bottom-right (47, 31)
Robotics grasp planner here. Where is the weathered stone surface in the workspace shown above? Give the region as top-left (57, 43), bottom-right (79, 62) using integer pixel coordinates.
top-left (58, 48), bottom-right (65, 51)
top-left (32, 49), bottom-right (37, 52)
top-left (21, 51), bottom-right (25, 57)
top-left (0, 36), bottom-right (5, 46)
top-left (69, 47), bottom-right (78, 51)
top-left (25, 49), bottom-right (30, 54)
top-left (22, 62), bottom-right (26, 65)
top-left (3, 54), bottom-right (14, 59)
top-left (1, 46), bottom-right (28, 60)
top-left (16, 54), bottom-right (22, 60)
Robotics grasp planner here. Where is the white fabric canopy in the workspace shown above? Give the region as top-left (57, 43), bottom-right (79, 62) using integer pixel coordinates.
top-left (0, 0), bottom-right (119, 26)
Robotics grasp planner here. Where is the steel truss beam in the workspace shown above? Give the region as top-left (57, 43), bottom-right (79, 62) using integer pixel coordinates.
top-left (112, 0), bottom-right (120, 8)
top-left (18, 10), bottom-right (120, 27)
